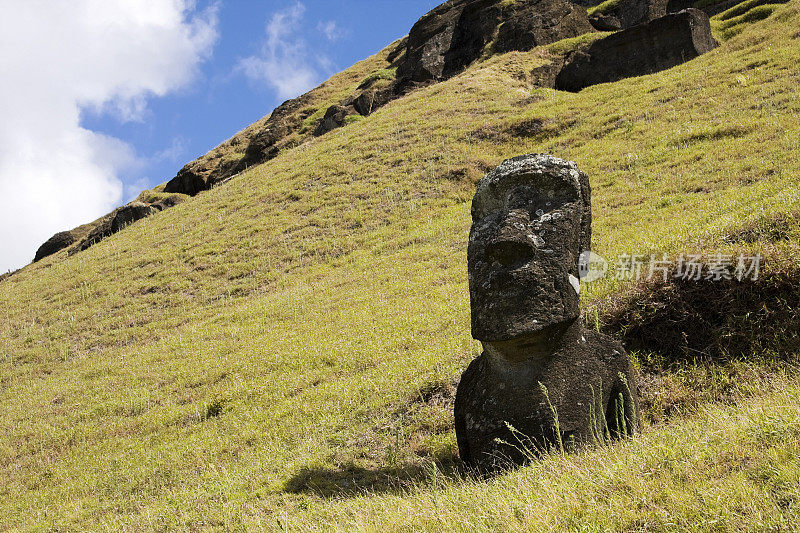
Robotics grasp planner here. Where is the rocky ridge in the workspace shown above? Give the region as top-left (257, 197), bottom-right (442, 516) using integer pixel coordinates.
top-left (29, 0), bottom-right (744, 265)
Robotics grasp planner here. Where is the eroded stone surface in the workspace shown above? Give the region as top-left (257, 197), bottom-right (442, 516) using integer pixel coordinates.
top-left (468, 155), bottom-right (591, 341)
top-left (555, 9), bottom-right (718, 92)
top-left (588, 0), bottom-right (668, 31)
top-left (33, 231), bottom-right (75, 262)
top-left (455, 154), bottom-right (639, 473)
top-left (398, 0), bottom-right (594, 82)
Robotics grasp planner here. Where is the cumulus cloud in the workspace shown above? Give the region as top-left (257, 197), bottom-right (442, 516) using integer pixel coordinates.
top-left (236, 2), bottom-right (336, 100)
top-left (0, 0), bottom-right (218, 271)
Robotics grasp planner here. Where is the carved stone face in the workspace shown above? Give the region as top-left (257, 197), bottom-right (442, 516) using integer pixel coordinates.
top-left (468, 155), bottom-right (591, 342)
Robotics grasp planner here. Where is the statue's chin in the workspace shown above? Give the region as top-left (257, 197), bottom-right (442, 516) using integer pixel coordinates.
top-left (476, 319), bottom-right (580, 363)
top-left (472, 310), bottom-right (577, 343)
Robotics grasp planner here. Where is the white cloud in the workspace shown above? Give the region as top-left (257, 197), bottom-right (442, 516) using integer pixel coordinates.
top-left (318, 20), bottom-right (346, 42)
top-left (153, 135), bottom-right (189, 165)
top-left (236, 2), bottom-right (329, 100)
top-left (0, 0), bottom-right (218, 271)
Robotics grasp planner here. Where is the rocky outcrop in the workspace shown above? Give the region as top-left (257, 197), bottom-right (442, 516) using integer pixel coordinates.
top-left (70, 196), bottom-right (185, 254)
top-left (588, 0), bottom-right (668, 31)
top-left (164, 94), bottom-right (313, 195)
top-left (454, 155), bottom-right (639, 473)
top-left (78, 203), bottom-right (154, 252)
top-left (33, 231), bottom-right (75, 262)
top-left (165, 0), bottom-right (598, 193)
top-left (25, 0), bottom-right (727, 268)
top-left (666, 0), bottom-right (695, 13)
top-left (110, 202), bottom-right (157, 233)
top-left (160, 0), bottom-right (595, 197)
top-left (313, 104), bottom-right (352, 137)
top-left (312, 0), bottom-right (596, 138)
top-left (555, 9), bottom-right (718, 92)
top-left (314, 84), bottom-right (398, 136)
top-left (398, 0), bottom-right (594, 82)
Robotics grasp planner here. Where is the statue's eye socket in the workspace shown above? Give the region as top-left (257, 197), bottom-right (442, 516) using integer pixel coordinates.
top-left (486, 240), bottom-right (535, 268)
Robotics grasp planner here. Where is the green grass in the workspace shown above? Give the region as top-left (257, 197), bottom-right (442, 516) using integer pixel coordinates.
top-left (712, 2), bottom-right (787, 40)
top-left (1, 0), bottom-right (800, 529)
top-left (588, 0), bottom-right (625, 16)
top-left (358, 67), bottom-right (398, 89)
top-left (545, 32), bottom-right (611, 55)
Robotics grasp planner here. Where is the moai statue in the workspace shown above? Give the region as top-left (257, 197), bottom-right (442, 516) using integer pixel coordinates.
top-left (454, 154), bottom-right (639, 473)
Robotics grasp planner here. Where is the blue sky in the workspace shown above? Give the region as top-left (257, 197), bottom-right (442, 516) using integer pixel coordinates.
top-left (85, 0), bottom-right (441, 201)
top-left (0, 0), bottom-right (440, 272)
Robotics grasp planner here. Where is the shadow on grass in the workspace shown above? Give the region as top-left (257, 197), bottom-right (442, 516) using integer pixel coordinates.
top-left (284, 453), bottom-right (463, 498)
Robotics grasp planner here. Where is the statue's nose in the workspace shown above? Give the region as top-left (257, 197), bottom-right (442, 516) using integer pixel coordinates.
top-left (486, 239), bottom-right (535, 268)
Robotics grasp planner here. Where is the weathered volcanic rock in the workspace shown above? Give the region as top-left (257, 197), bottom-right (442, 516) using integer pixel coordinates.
top-left (33, 231), bottom-right (75, 262)
top-left (78, 216), bottom-right (114, 251)
top-left (110, 202), bottom-right (156, 233)
top-left (666, 0), bottom-right (695, 13)
top-left (588, 0), bottom-right (668, 31)
top-left (454, 154), bottom-right (639, 473)
top-left (699, 0), bottom-right (754, 17)
top-left (397, 0), bottom-right (594, 83)
top-left (162, 0), bottom-right (594, 196)
top-left (163, 166), bottom-right (212, 197)
top-left (313, 84), bottom-right (399, 136)
top-left (350, 86), bottom-right (396, 117)
top-left (455, 321), bottom-right (639, 471)
top-left (164, 94), bottom-right (312, 195)
top-left (237, 95), bottom-right (311, 169)
top-left (150, 194), bottom-right (186, 211)
top-left (77, 202), bottom-right (158, 252)
top-left (314, 104), bottom-right (352, 136)
top-left (493, 0), bottom-right (596, 54)
top-left (555, 9), bottom-right (718, 92)
top-left (468, 155), bottom-right (592, 340)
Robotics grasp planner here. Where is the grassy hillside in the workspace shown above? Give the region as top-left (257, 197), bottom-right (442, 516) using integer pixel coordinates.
top-left (1, 1), bottom-right (800, 529)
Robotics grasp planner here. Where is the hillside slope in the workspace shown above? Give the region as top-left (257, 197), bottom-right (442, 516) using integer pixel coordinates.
top-left (1, 0), bottom-right (800, 529)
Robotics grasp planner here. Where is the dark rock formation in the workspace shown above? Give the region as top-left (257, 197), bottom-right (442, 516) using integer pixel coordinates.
top-left (699, 0), bottom-right (756, 17)
top-left (666, 0), bottom-right (695, 13)
top-left (454, 154), bottom-right (639, 473)
top-left (164, 94), bottom-right (312, 195)
top-left (78, 216), bottom-right (114, 252)
top-left (237, 95), bottom-right (312, 171)
top-left (350, 86), bottom-right (396, 117)
top-left (162, 0), bottom-right (595, 196)
top-left (314, 105), bottom-right (352, 136)
top-left (163, 166), bottom-right (211, 197)
top-left (398, 0), bottom-right (594, 83)
top-left (588, 12), bottom-right (623, 31)
top-left (76, 201), bottom-right (161, 252)
top-left (33, 231), bottom-right (75, 262)
top-left (588, 0), bottom-right (668, 31)
top-left (110, 202), bottom-right (156, 233)
top-left (315, 84), bottom-right (399, 136)
top-left (150, 194), bottom-right (186, 211)
top-left (555, 9), bottom-right (718, 92)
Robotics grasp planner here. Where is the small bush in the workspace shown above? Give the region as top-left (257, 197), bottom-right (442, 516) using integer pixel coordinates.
top-left (592, 258), bottom-right (800, 364)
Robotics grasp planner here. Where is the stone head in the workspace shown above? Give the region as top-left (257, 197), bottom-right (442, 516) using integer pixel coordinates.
top-left (468, 154), bottom-right (591, 342)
